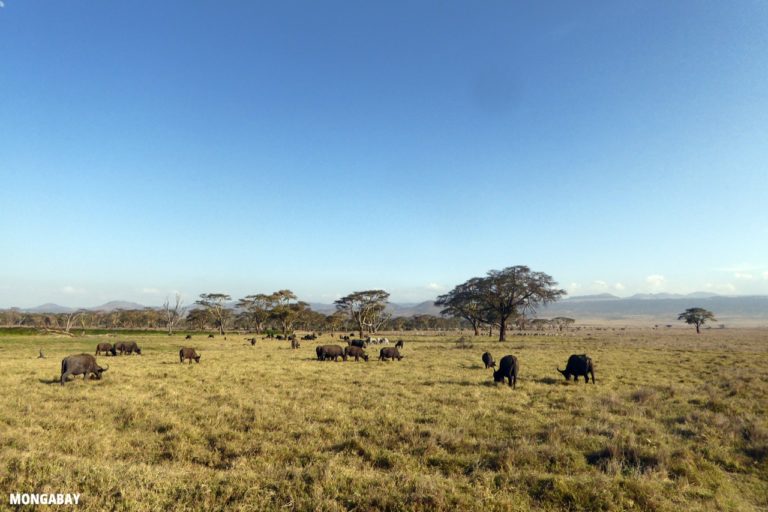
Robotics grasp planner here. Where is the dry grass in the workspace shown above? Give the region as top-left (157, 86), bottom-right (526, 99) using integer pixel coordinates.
top-left (0, 328), bottom-right (766, 511)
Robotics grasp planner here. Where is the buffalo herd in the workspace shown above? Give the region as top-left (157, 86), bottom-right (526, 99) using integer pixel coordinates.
top-left (59, 334), bottom-right (597, 390)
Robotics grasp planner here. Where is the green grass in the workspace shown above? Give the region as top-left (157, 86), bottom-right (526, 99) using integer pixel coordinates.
top-left (0, 329), bottom-right (766, 511)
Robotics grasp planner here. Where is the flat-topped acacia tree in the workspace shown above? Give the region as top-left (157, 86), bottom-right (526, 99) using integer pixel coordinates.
top-left (479, 266), bottom-right (566, 341)
top-left (267, 290), bottom-right (310, 338)
top-left (435, 277), bottom-right (486, 336)
top-left (195, 293), bottom-right (232, 335)
top-left (335, 290), bottom-right (391, 338)
top-left (678, 307), bottom-right (716, 334)
top-left (439, 266), bottom-right (566, 341)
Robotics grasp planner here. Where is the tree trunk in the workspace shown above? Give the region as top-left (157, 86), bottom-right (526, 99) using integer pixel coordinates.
top-left (472, 320), bottom-right (480, 336)
top-left (695, 322), bottom-right (701, 334)
top-left (498, 318), bottom-right (508, 342)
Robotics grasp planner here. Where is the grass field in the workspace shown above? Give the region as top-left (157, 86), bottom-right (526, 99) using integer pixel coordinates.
top-left (0, 328), bottom-right (766, 511)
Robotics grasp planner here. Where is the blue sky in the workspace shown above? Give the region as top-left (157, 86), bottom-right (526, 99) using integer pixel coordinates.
top-left (1, 1), bottom-right (767, 307)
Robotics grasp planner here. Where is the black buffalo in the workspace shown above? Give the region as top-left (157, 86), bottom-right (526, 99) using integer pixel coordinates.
top-left (558, 354), bottom-right (595, 384)
top-left (60, 354), bottom-right (108, 385)
top-left (317, 345), bottom-right (346, 361)
top-left (493, 355), bottom-right (519, 388)
top-left (395, 339), bottom-right (404, 349)
top-left (208, 334), bottom-right (215, 339)
top-left (185, 334), bottom-right (192, 340)
top-left (481, 351), bottom-right (495, 369)
top-left (95, 343), bottom-right (117, 356)
top-left (344, 346), bottom-right (369, 362)
top-left (347, 339), bottom-right (367, 348)
top-left (117, 341), bottom-right (141, 355)
top-left (379, 347), bottom-right (403, 361)
top-left (180, 347), bottom-right (201, 363)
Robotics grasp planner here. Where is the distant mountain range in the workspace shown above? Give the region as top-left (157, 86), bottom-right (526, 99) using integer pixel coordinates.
top-left (10, 293), bottom-right (768, 325)
top-left (21, 301), bottom-right (148, 314)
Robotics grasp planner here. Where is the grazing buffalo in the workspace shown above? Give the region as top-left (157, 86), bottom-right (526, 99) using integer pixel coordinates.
top-left (290, 339), bottom-right (301, 349)
top-left (482, 352), bottom-right (495, 369)
top-left (301, 334), bottom-right (317, 341)
top-left (348, 339), bottom-right (367, 348)
top-left (395, 339), bottom-right (404, 349)
top-left (344, 346), bottom-right (369, 362)
top-left (379, 347), bottom-right (403, 361)
top-left (247, 337), bottom-right (257, 346)
top-left (208, 334), bottom-right (215, 339)
top-left (341, 335), bottom-right (350, 341)
top-left (493, 355), bottom-right (519, 388)
top-left (558, 354), bottom-right (595, 384)
top-left (276, 335), bottom-right (285, 341)
top-left (318, 345), bottom-right (346, 361)
top-left (117, 341), bottom-right (141, 355)
top-left (316, 346), bottom-right (325, 361)
top-left (95, 343), bottom-right (117, 356)
top-left (60, 354), bottom-right (108, 385)
top-left (185, 334), bottom-right (192, 340)
top-left (179, 347), bottom-right (201, 363)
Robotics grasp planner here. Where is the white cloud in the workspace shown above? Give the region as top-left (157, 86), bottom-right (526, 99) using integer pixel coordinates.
top-left (61, 286), bottom-right (86, 295)
top-left (426, 283), bottom-right (443, 291)
top-left (614, 282), bottom-right (625, 291)
top-left (570, 282), bottom-right (582, 290)
top-left (734, 273), bottom-right (753, 280)
top-left (645, 274), bottom-right (665, 289)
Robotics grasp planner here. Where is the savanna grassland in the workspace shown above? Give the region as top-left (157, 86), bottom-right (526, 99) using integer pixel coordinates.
top-left (0, 328), bottom-right (766, 511)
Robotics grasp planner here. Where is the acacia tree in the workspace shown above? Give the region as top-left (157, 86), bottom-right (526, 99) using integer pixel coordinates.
top-left (325, 311), bottom-right (347, 336)
top-left (335, 290), bottom-right (391, 338)
top-left (551, 317), bottom-right (575, 331)
top-left (267, 290), bottom-right (309, 337)
top-left (678, 307), bottom-right (716, 334)
top-left (480, 266), bottom-right (565, 341)
top-left (163, 293), bottom-right (186, 335)
top-left (435, 278), bottom-right (486, 336)
top-left (237, 293), bottom-right (274, 333)
top-left (195, 293), bottom-right (232, 335)
top-left (186, 308), bottom-right (212, 331)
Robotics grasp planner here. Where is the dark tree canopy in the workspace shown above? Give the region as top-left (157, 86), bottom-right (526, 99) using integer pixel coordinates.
top-left (678, 307), bottom-right (716, 334)
top-left (435, 277), bottom-right (486, 336)
top-left (438, 266), bottom-right (566, 341)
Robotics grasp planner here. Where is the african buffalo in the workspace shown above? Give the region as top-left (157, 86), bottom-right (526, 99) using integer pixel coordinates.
top-left (558, 354), bottom-right (595, 384)
top-left (185, 334), bottom-right (192, 340)
top-left (482, 351), bottom-right (495, 369)
top-left (179, 347), bottom-right (201, 363)
top-left (493, 355), bottom-right (519, 388)
top-left (318, 345), bottom-right (346, 361)
top-left (348, 339), bottom-right (367, 348)
top-left (395, 339), bottom-right (404, 349)
top-left (60, 354), bottom-right (108, 385)
top-left (344, 346), bottom-right (369, 362)
top-left (379, 347), bottom-right (403, 361)
top-left (118, 341), bottom-right (141, 355)
top-left (95, 343), bottom-right (117, 356)
top-left (208, 334), bottom-right (215, 339)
